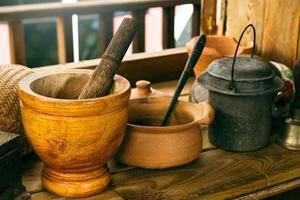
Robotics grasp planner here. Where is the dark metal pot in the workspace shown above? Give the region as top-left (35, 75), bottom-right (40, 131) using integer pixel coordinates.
top-left (196, 25), bottom-right (283, 152)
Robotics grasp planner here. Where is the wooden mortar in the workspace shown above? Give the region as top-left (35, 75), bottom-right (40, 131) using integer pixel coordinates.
top-left (18, 69), bottom-right (130, 197)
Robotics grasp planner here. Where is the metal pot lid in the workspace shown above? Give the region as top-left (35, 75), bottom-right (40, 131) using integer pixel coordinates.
top-left (198, 71), bottom-right (283, 96)
top-left (207, 57), bottom-right (275, 82)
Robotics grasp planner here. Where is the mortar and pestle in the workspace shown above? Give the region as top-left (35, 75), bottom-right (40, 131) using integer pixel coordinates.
top-left (18, 18), bottom-right (137, 197)
top-left (115, 35), bottom-right (215, 169)
top-left (277, 60), bottom-right (300, 150)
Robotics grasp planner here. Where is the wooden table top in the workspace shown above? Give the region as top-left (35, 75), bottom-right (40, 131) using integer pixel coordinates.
top-left (21, 78), bottom-right (300, 200)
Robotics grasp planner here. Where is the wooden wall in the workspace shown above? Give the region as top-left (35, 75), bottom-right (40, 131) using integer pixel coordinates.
top-left (225, 0), bottom-right (300, 67)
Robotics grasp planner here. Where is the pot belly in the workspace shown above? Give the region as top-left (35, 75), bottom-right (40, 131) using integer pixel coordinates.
top-left (208, 91), bottom-right (273, 152)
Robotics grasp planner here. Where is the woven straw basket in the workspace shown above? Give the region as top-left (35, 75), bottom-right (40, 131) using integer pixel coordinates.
top-left (0, 64), bottom-right (33, 155)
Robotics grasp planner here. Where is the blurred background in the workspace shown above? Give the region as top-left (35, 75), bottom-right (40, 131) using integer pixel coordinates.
top-left (0, 0), bottom-right (298, 69)
top-left (0, 0), bottom-right (211, 67)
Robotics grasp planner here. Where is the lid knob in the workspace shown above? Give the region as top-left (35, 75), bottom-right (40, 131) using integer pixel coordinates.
top-left (136, 80), bottom-right (151, 91)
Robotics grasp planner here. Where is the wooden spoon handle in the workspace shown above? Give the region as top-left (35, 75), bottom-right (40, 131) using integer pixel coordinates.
top-left (78, 17), bottom-right (138, 99)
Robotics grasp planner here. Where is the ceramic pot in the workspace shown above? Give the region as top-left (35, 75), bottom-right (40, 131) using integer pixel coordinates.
top-left (18, 69), bottom-right (130, 197)
top-left (115, 97), bottom-right (214, 169)
top-left (130, 80), bottom-right (169, 99)
top-left (186, 35), bottom-right (253, 77)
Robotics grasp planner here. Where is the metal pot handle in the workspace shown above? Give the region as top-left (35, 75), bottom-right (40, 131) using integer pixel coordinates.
top-left (229, 24), bottom-right (256, 90)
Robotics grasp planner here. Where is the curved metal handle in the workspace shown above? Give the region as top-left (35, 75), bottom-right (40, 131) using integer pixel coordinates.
top-left (230, 24), bottom-right (256, 90)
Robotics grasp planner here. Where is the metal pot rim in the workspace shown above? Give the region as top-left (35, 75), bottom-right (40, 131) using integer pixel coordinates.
top-left (197, 71), bottom-right (283, 96)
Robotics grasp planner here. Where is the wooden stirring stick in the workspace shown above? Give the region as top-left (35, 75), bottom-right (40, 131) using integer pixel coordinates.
top-left (78, 17), bottom-right (138, 99)
top-left (161, 35), bottom-right (206, 126)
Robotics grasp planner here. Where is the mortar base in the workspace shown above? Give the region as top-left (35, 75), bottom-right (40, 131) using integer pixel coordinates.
top-left (41, 165), bottom-right (111, 197)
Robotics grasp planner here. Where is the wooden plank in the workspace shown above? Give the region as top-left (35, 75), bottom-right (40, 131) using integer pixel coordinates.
top-left (201, 0), bottom-right (217, 35)
top-left (22, 127), bottom-right (214, 195)
top-left (33, 47), bottom-right (189, 85)
top-left (98, 13), bottom-right (113, 56)
top-left (132, 9), bottom-right (146, 53)
top-left (0, 0), bottom-right (200, 21)
top-left (108, 143), bottom-right (300, 199)
top-left (235, 178), bottom-right (300, 200)
top-left (23, 120), bottom-right (300, 199)
top-left (56, 17), bottom-right (66, 64)
top-left (191, 3), bottom-right (200, 37)
top-left (261, 0), bottom-right (300, 67)
top-left (232, 143), bottom-right (300, 187)
top-left (110, 149), bottom-right (266, 200)
top-left (26, 141), bottom-right (300, 199)
top-left (8, 20), bottom-right (25, 65)
top-left (226, 0), bottom-right (265, 55)
top-left (31, 190), bottom-right (124, 200)
top-left (162, 6), bottom-right (175, 49)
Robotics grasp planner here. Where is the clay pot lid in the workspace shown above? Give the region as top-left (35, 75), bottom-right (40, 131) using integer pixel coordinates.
top-left (131, 80), bottom-right (169, 99)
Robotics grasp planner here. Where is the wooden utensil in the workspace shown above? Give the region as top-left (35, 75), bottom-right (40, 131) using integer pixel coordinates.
top-left (18, 69), bottom-right (131, 197)
top-left (78, 17), bottom-right (138, 99)
top-left (161, 35), bottom-right (206, 126)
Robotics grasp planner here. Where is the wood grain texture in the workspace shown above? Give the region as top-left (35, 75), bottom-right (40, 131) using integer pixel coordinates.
top-left (261, 0), bottom-right (300, 67)
top-left (226, 0), bottom-right (265, 54)
top-left (231, 143), bottom-right (300, 187)
top-left (8, 20), bottom-right (26, 65)
top-left (78, 17), bottom-right (138, 99)
top-left (235, 178), bottom-right (300, 200)
top-left (110, 149), bottom-right (266, 200)
top-left (31, 190), bottom-right (124, 200)
top-left (110, 142), bottom-right (300, 199)
top-left (19, 70), bottom-right (130, 197)
top-left (23, 138), bottom-right (300, 199)
top-left (226, 0), bottom-right (300, 66)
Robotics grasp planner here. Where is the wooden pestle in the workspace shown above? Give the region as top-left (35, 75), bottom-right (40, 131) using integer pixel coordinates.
top-left (78, 17), bottom-right (138, 99)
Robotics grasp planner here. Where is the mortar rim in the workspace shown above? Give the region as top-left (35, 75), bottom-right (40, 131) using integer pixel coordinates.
top-left (18, 69), bottom-right (131, 104)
